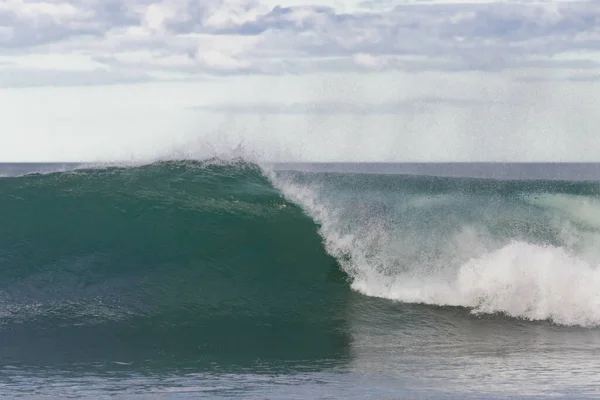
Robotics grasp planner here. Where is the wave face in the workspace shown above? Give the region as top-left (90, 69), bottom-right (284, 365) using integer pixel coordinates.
top-left (0, 161), bottom-right (349, 367)
top-left (2, 161), bottom-right (600, 369)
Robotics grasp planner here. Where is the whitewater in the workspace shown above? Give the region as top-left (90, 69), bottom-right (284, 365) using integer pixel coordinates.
top-left (264, 163), bottom-right (600, 327)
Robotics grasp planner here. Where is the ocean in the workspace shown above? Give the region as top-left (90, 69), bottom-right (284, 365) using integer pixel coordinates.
top-left (1, 160), bottom-right (600, 399)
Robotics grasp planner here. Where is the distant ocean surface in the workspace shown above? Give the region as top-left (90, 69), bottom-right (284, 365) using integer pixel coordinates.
top-left (1, 161), bottom-right (600, 399)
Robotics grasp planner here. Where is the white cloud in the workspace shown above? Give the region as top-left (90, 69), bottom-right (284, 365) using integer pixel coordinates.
top-left (196, 49), bottom-right (251, 71)
top-left (202, 0), bottom-right (267, 29)
top-left (142, 3), bottom-right (174, 32)
top-left (353, 53), bottom-right (386, 69)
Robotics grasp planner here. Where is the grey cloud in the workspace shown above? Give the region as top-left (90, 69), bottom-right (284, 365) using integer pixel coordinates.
top-left (516, 73), bottom-right (600, 83)
top-left (0, 68), bottom-right (152, 88)
top-left (190, 97), bottom-right (499, 115)
top-left (1, 0), bottom-right (599, 84)
top-left (0, 3), bottom-right (118, 50)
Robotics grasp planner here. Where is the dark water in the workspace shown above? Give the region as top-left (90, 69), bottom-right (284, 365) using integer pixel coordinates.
top-left (1, 161), bottom-right (600, 398)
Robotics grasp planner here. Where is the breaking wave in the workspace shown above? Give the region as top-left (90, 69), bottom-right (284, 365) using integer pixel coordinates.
top-left (1, 159), bottom-right (600, 368)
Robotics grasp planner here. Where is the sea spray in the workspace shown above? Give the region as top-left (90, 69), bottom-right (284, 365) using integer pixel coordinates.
top-left (268, 167), bottom-right (600, 326)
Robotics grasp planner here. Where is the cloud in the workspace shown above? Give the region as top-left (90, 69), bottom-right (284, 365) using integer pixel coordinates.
top-left (190, 96), bottom-right (495, 115)
top-left (0, 0), bottom-right (599, 85)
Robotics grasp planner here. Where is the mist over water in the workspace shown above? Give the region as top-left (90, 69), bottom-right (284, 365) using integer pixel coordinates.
top-left (2, 72), bottom-right (600, 163)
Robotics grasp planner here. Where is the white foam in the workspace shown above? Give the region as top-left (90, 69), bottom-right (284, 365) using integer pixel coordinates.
top-left (354, 241), bottom-right (600, 326)
top-left (457, 242), bottom-right (600, 325)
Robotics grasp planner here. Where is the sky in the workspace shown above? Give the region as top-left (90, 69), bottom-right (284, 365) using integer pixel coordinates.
top-left (1, 0), bottom-right (600, 162)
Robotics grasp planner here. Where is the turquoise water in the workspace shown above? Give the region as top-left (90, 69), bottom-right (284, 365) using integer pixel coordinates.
top-left (1, 161), bottom-right (600, 398)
